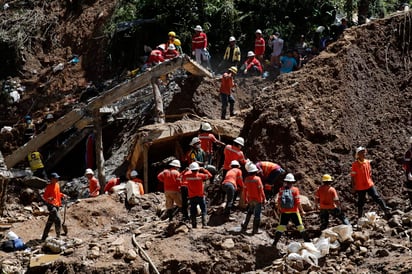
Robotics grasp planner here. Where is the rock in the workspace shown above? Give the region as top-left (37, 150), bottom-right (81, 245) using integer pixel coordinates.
top-left (113, 245), bottom-right (125, 259)
top-left (375, 249), bottom-right (390, 257)
top-left (88, 248), bottom-right (100, 259)
top-left (111, 225), bottom-right (122, 232)
top-left (111, 238), bottom-right (124, 246)
top-left (352, 231), bottom-right (369, 243)
top-left (299, 195), bottom-right (313, 211)
top-left (145, 241), bottom-right (152, 249)
top-left (222, 250), bottom-right (232, 259)
top-left (64, 248), bottom-right (74, 255)
top-left (359, 246), bottom-right (367, 254)
top-left (175, 224), bottom-right (189, 234)
top-left (221, 238), bottom-right (235, 249)
top-left (125, 249), bottom-right (137, 260)
top-left (388, 215), bottom-right (402, 227)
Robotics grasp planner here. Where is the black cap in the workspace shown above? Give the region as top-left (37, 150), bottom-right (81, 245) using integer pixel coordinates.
top-left (50, 172), bottom-right (60, 179)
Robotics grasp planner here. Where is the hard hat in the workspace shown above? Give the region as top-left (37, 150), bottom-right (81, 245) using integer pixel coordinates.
top-left (174, 39), bottom-right (181, 46)
top-left (322, 174), bottom-right (333, 182)
top-left (85, 168), bottom-right (94, 175)
top-left (50, 172), bottom-right (60, 179)
top-left (233, 137), bottom-right (244, 146)
top-left (24, 115), bottom-right (31, 121)
top-left (168, 31), bottom-right (176, 37)
top-left (201, 122), bottom-right (212, 131)
top-left (169, 159), bottom-right (181, 168)
top-left (228, 66), bottom-right (238, 74)
top-left (284, 173), bottom-right (296, 182)
top-left (356, 146), bottom-right (366, 153)
top-left (246, 163), bottom-right (259, 173)
top-left (46, 113), bottom-right (54, 120)
top-left (247, 51), bottom-right (255, 57)
top-left (130, 170), bottom-right (138, 177)
top-left (255, 29), bottom-right (262, 34)
top-left (7, 231), bottom-right (18, 241)
top-left (316, 26), bottom-right (325, 33)
top-left (190, 137), bottom-right (201, 146)
top-left (157, 44), bottom-right (166, 51)
top-left (409, 136), bottom-right (412, 144)
top-left (194, 25), bottom-right (203, 31)
top-left (168, 44), bottom-right (176, 50)
top-left (230, 160), bottom-right (240, 167)
top-left (189, 162), bottom-right (200, 171)
top-left (229, 36), bottom-right (236, 42)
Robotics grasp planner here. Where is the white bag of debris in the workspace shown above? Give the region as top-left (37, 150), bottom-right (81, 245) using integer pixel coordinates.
top-left (314, 237), bottom-right (330, 257)
top-left (331, 224), bottom-right (353, 242)
top-left (286, 252), bottom-right (303, 263)
top-left (301, 242), bottom-right (321, 258)
top-left (287, 241), bottom-right (302, 253)
top-left (126, 180), bottom-right (140, 205)
top-left (321, 228), bottom-right (339, 242)
top-left (112, 183), bottom-right (126, 194)
top-left (365, 211), bottom-right (378, 225)
top-left (301, 249), bottom-right (318, 266)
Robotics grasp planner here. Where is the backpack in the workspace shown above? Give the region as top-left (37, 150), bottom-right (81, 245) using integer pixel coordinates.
top-left (281, 188), bottom-right (295, 209)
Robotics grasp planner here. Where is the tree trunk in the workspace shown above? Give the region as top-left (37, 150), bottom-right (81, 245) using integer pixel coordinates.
top-left (151, 78), bottom-right (165, 124)
top-left (0, 178), bottom-right (9, 216)
top-left (94, 110), bottom-right (106, 192)
top-left (358, 0), bottom-right (369, 25)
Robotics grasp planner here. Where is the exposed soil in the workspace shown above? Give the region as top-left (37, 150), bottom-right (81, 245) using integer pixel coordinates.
top-left (1, 1), bottom-right (412, 273)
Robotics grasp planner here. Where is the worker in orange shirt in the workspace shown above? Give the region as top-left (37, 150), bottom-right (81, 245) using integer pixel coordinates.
top-left (130, 170), bottom-right (144, 195)
top-left (223, 137), bottom-right (246, 178)
top-left (164, 44), bottom-right (180, 60)
top-left (351, 146), bottom-right (391, 219)
top-left (84, 168), bottom-right (100, 197)
top-left (192, 25), bottom-right (211, 69)
top-left (241, 163), bottom-right (266, 234)
top-left (222, 160), bottom-right (243, 217)
top-left (254, 29), bottom-right (265, 63)
top-left (241, 51), bottom-right (263, 76)
top-left (220, 66), bottom-right (237, 120)
top-left (104, 177), bottom-right (121, 194)
top-left (198, 122), bottom-right (225, 165)
top-left (41, 173), bottom-right (66, 240)
top-left (315, 174), bottom-right (350, 230)
top-left (256, 161), bottom-right (286, 200)
top-left (181, 162), bottom-right (212, 228)
top-left (272, 173), bottom-right (310, 248)
top-left (157, 160), bottom-right (182, 221)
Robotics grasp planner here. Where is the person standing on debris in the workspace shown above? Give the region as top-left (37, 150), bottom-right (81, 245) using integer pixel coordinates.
top-left (187, 137), bottom-right (207, 166)
top-left (104, 177), bottom-right (121, 194)
top-left (256, 161), bottom-right (286, 200)
top-left (315, 174), bottom-right (350, 230)
top-left (166, 31), bottom-right (183, 54)
top-left (254, 29), bottom-right (265, 63)
top-left (192, 25), bottom-right (211, 69)
top-left (164, 44), bottom-right (180, 60)
top-left (223, 137), bottom-right (246, 178)
top-left (28, 150), bottom-right (48, 180)
top-left (241, 163), bottom-right (265, 234)
top-left (219, 66), bottom-right (238, 120)
top-left (222, 160), bottom-right (243, 217)
top-left (23, 115), bottom-right (36, 143)
top-left (403, 137), bottom-right (412, 206)
top-left (268, 32), bottom-right (284, 68)
top-left (221, 36), bottom-right (241, 70)
top-left (241, 51), bottom-right (263, 76)
top-left (181, 162), bottom-right (212, 228)
top-left (198, 122), bottom-right (226, 165)
top-left (41, 172), bottom-right (66, 240)
top-left (157, 160), bottom-right (182, 221)
top-left (351, 146), bottom-right (391, 218)
top-left (143, 44), bottom-right (165, 71)
top-left (84, 168), bottom-right (100, 197)
top-left (272, 173), bottom-right (310, 248)
top-left (130, 170), bottom-right (144, 195)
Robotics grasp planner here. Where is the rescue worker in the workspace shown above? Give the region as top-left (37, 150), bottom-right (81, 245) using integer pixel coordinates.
top-left (403, 136), bottom-right (412, 206)
top-left (84, 168), bottom-right (100, 197)
top-left (220, 66), bottom-right (237, 120)
top-left (272, 173), bottom-right (310, 248)
top-left (23, 115), bottom-right (36, 143)
top-left (192, 25), bottom-right (211, 69)
top-left (198, 122), bottom-right (225, 165)
top-left (143, 44), bottom-right (165, 71)
top-left (157, 160), bottom-right (182, 221)
top-left (256, 161), bottom-right (286, 200)
top-left (166, 31), bottom-right (183, 54)
top-left (222, 160), bottom-right (243, 216)
top-left (130, 170), bottom-right (144, 195)
top-left (104, 177), bottom-right (121, 194)
top-left (254, 29), bottom-right (265, 63)
top-left (315, 174), bottom-right (350, 230)
top-left (241, 163), bottom-right (265, 234)
top-left (28, 150), bottom-right (48, 180)
top-left (164, 44), bottom-right (179, 60)
top-left (187, 137), bottom-right (206, 166)
top-left (268, 32), bottom-right (284, 67)
top-left (241, 51), bottom-right (263, 76)
top-left (181, 162), bottom-right (212, 228)
top-left (351, 146), bottom-right (391, 219)
top-left (221, 36), bottom-right (241, 70)
top-left (223, 137), bottom-right (247, 178)
top-left (41, 173), bottom-right (66, 240)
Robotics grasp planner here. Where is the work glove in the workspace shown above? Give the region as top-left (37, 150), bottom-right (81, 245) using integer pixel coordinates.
top-left (192, 51), bottom-right (195, 56)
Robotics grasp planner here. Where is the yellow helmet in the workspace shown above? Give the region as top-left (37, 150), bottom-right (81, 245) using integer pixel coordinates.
top-left (173, 38), bottom-right (181, 46)
top-left (168, 31), bottom-right (176, 37)
top-left (228, 66), bottom-right (238, 74)
top-left (322, 174), bottom-right (333, 182)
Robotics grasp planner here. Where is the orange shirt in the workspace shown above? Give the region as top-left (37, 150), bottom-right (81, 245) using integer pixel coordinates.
top-left (315, 184), bottom-right (339, 209)
top-left (198, 132), bottom-right (218, 154)
top-left (254, 37), bottom-right (265, 56)
top-left (43, 182), bottom-right (64, 207)
top-left (277, 186), bottom-right (300, 213)
top-left (223, 145), bottom-right (246, 170)
top-left (181, 169), bottom-right (212, 198)
top-left (192, 32), bottom-right (208, 50)
top-left (132, 178), bottom-right (145, 195)
top-left (243, 175), bottom-right (265, 203)
top-left (104, 178), bottom-right (120, 193)
top-left (256, 161), bottom-right (281, 178)
top-left (157, 168), bottom-right (181, 192)
top-left (351, 159), bottom-right (374, 191)
top-left (220, 72), bottom-right (235, 95)
top-left (222, 168), bottom-right (243, 190)
top-left (89, 177), bottom-right (100, 197)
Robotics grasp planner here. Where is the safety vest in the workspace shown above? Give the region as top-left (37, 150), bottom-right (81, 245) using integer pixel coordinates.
top-left (28, 152), bottom-right (44, 171)
top-left (223, 45), bottom-right (241, 62)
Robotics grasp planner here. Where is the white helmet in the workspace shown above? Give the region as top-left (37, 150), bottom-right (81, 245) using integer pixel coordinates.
top-left (201, 122), bottom-right (212, 131)
top-left (190, 137), bottom-right (201, 146)
top-left (229, 36), bottom-right (236, 42)
top-left (255, 29), bottom-right (262, 34)
top-left (356, 146), bottom-right (366, 153)
top-left (157, 44), bottom-right (166, 51)
top-left (246, 163), bottom-right (258, 173)
top-left (247, 51), bottom-right (255, 57)
top-left (189, 162), bottom-right (200, 171)
top-left (169, 159), bottom-right (181, 168)
top-left (230, 160), bottom-right (240, 167)
top-left (233, 137), bottom-right (244, 146)
top-left (7, 231), bottom-right (18, 240)
top-left (130, 170), bottom-right (138, 177)
top-left (194, 25), bottom-right (203, 31)
top-left (85, 168), bottom-right (94, 175)
top-left (284, 173), bottom-right (296, 182)
top-left (168, 44), bottom-right (176, 50)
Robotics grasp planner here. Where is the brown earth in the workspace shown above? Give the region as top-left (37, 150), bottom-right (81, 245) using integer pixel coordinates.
top-left (1, 1), bottom-right (412, 273)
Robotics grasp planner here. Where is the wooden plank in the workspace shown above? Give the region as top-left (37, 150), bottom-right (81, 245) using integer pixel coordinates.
top-left (94, 110), bottom-right (106, 190)
top-left (4, 109), bottom-right (84, 168)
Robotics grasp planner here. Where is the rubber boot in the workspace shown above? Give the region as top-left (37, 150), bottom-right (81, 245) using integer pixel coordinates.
top-left (252, 219), bottom-right (260, 234)
top-left (202, 215), bottom-right (207, 227)
top-left (272, 231), bottom-right (282, 247)
top-left (191, 216), bottom-right (197, 228)
top-left (301, 231), bottom-right (310, 242)
top-left (41, 222), bottom-right (52, 241)
top-left (241, 213), bottom-right (252, 233)
top-left (55, 225), bottom-right (61, 238)
top-left (221, 108), bottom-right (226, 120)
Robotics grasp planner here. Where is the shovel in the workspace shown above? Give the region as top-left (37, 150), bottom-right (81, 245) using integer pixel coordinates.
top-left (62, 199), bottom-right (68, 235)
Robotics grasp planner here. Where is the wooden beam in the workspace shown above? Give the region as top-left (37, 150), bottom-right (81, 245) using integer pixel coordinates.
top-left (94, 110), bottom-right (106, 192)
top-left (151, 78), bottom-right (165, 124)
top-left (5, 109), bottom-right (84, 168)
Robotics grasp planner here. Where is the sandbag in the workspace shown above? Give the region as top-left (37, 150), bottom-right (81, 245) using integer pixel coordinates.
top-left (126, 180), bottom-right (140, 205)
